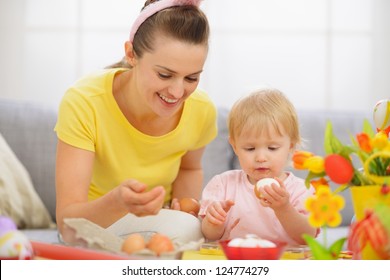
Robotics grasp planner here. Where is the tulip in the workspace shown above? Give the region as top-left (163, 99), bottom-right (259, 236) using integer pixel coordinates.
top-left (371, 132), bottom-right (389, 150)
top-left (357, 133), bottom-right (372, 153)
top-left (292, 150), bottom-right (314, 170)
top-left (311, 178), bottom-right (329, 192)
top-left (304, 155), bottom-right (325, 174)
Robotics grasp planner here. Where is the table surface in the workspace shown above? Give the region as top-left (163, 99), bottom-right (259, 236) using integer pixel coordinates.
top-left (31, 240), bottom-right (353, 260)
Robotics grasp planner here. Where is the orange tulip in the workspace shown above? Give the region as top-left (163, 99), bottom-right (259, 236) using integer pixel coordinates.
top-left (357, 133), bottom-right (372, 153)
top-left (292, 150), bottom-right (314, 170)
top-left (311, 178), bottom-right (329, 192)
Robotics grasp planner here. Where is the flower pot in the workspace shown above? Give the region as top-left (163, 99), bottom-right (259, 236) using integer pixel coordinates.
top-left (350, 186), bottom-right (390, 260)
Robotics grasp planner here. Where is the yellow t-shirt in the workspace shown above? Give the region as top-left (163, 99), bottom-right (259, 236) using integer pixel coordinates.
top-left (55, 68), bottom-right (217, 203)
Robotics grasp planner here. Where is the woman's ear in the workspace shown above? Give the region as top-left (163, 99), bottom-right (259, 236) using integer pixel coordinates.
top-left (124, 41), bottom-right (137, 67)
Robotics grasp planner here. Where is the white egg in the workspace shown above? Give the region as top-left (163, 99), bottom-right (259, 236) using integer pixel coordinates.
top-left (240, 238), bottom-right (261, 248)
top-left (227, 238), bottom-right (244, 247)
top-left (255, 239), bottom-right (276, 248)
top-left (256, 178), bottom-right (280, 188)
top-left (239, 238), bottom-right (276, 248)
top-left (254, 178), bottom-right (280, 199)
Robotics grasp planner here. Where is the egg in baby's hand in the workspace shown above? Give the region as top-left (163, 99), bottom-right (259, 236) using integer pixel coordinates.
top-left (121, 233), bottom-right (146, 254)
top-left (254, 178), bottom-right (280, 199)
top-left (179, 198), bottom-right (200, 216)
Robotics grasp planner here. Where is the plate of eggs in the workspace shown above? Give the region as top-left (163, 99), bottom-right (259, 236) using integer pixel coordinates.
top-left (219, 234), bottom-right (287, 260)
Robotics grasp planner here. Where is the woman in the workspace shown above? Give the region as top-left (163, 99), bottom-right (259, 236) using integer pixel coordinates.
top-left (55, 0), bottom-right (216, 243)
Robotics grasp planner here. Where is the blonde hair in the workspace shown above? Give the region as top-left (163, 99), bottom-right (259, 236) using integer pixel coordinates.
top-left (228, 88), bottom-right (301, 147)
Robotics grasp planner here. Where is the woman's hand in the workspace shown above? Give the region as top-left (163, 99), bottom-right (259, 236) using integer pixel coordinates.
top-left (204, 200), bottom-right (235, 226)
top-left (170, 198), bottom-right (180, 211)
top-left (116, 179), bottom-right (166, 217)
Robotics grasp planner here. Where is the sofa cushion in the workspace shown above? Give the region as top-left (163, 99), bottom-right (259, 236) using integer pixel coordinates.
top-left (202, 107), bottom-right (235, 185)
top-left (0, 99), bottom-right (57, 220)
top-left (0, 132), bottom-right (54, 229)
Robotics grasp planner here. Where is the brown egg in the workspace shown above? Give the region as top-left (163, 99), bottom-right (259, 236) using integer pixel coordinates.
top-left (179, 197), bottom-right (200, 216)
top-left (121, 233), bottom-right (146, 254)
top-left (146, 233), bottom-right (174, 256)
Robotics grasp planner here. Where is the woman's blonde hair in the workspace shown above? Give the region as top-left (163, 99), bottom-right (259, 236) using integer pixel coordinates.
top-left (228, 88), bottom-right (301, 147)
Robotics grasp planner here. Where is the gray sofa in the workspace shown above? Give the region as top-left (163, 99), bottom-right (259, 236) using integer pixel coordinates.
top-left (0, 98), bottom-right (372, 246)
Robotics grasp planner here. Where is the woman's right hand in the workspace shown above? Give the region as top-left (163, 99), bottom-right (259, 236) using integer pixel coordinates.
top-left (116, 179), bottom-right (166, 217)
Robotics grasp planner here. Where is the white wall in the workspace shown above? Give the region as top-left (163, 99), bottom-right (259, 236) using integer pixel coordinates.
top-left (0, 0), bottom-right (388, 112)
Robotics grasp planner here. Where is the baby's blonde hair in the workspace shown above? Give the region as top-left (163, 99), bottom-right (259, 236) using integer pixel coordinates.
top-left (228, 88), bottom-right (301, 147)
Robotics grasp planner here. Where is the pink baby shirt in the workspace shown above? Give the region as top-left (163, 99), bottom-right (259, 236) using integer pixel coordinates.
top-left (199, 170), bottom-right (316, 245)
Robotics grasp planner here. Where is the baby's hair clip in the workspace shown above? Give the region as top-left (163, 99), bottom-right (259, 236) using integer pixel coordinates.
top-left (130, 0), bottom-right (203, 42)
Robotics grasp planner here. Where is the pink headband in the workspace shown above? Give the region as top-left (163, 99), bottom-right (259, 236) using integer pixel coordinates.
top-left (129, 0), bottom-right (203, 42)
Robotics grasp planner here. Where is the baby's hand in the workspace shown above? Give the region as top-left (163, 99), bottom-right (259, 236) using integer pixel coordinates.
top-left (205, 200), bottom-right (234, 226)
top-left (258, 178), bottom-right (290, 209)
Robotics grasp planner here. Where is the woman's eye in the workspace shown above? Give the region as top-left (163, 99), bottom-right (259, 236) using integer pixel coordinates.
top-left (158, 73), bottom-right (171, 79)
top-left (186, 76), bottom-right (198, 82)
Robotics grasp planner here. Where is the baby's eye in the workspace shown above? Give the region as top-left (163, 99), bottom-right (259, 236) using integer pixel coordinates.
top-left (244, 147), bottom-right (255, 151)
top-left (268, 146), bottom-right (278, 151)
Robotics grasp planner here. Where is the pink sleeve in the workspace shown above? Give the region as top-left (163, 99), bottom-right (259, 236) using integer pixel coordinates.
top-left (199, 175), bottom-right (227, 217)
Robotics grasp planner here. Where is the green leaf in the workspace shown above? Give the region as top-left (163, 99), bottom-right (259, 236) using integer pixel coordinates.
top-left (324, 121), bottom-right (335, 155)
top-left (324, 121), bottom-right (344, 155)
top-left (304, 171), bottom-right (326, 189)
top-left (333, 184), bottom-right (349, 194)
top-left (374, 203), bottom-right (390, 232)
top-left (328, 237), bottom-right (347, 258)
top-left (302, 234), bottom-right (335, 260)
top-left (362, 119), bottom-right (375, 137)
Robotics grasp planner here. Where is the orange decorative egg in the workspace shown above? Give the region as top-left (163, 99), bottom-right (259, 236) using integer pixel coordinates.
top-left (179, 198), bottom-right (200, 216)
top-left (324, 154), bottom-right (354, 184)
top-left (147, 233), bottom-right (174, 256)
top-left (121, 233), bottom-right (146, 254)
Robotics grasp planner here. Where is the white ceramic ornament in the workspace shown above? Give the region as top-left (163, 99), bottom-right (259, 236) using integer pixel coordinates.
top-left (0, 230), bottom-right (33, 260)
top-left (373, 99), bottom-right (390, 135)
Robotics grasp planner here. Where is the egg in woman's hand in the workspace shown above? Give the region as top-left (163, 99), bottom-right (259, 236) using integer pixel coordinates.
top-left (121, 233), bottom-right (146, 254)
top-left (179, 198), bottom-right (200, 216)
top-left (254, 178), bottom-right (280, 199)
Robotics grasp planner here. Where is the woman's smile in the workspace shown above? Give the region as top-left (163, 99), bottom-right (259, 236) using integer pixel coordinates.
top-left (157, 92), bottom-right (180, 105)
